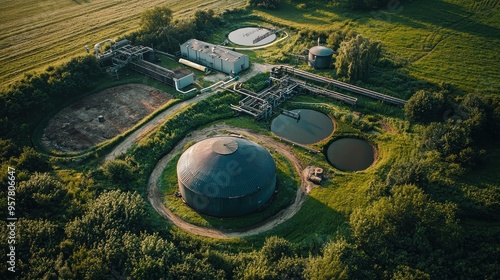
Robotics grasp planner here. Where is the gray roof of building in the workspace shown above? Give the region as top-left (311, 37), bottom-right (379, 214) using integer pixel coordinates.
top-left (181, 39), bottom-right (246, 63)
top-left (177, 136), bottom-right (276, 198)
top-left (309, 45), bottom-right (334, 56)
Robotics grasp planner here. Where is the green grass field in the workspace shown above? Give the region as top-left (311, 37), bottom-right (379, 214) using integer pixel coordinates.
top-left (0, 0), bottom-right (247, 88)
top-left (253, 0), bottom-right (500, 95)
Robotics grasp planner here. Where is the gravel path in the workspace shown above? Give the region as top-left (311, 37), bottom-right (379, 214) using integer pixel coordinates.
top-left (147, 124), bottom-right (310, 239)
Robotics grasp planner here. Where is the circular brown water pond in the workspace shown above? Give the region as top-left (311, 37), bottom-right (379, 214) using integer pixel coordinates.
top-left (271, 109), bottom-right (334, 144)
top-left (326, 138), bottom-right (375, 171)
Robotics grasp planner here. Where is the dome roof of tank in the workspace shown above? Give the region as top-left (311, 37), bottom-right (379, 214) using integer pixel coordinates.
top-left (309, 45), bottom-right (334, 56)
top-left (177, 136), bottom-right (276, 198)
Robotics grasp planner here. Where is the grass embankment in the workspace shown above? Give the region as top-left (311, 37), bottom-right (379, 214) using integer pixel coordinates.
top-left (251, 0), bottom-right (500, 95)
top-left (0, 0), bottom-right (247, 88)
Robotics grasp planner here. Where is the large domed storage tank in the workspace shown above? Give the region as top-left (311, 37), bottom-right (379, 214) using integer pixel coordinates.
top-left (177, 136), bottom-right (277, 217)
top-left (308, 46), bottom-right (334, 69)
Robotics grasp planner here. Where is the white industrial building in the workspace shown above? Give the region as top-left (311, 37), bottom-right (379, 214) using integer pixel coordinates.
top-left (180, 39), bottom-right (249, 75)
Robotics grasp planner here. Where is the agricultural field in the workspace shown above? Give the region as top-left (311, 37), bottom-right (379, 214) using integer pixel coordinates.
top-left (0, 0), bottom-right (246, 88)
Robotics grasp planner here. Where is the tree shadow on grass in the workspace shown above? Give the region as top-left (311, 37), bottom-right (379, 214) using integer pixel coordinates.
top-left (426, 149), bottom-right (500, 222)
top-left (250, 1), bottom-right (350, 27)
top-left (251, 194), bottom-right (349, 246)
top-left (353, 0), bottom-right (500, 41)
top-left (382, 0), bottom-right (500, 39)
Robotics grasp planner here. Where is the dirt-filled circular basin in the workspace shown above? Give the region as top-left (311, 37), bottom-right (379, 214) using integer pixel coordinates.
top-left (42, 84), bottom-right (172, 152)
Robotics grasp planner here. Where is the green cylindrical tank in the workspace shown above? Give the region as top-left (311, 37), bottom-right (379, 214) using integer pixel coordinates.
top-left (308, 45), bottom-right (334, 69)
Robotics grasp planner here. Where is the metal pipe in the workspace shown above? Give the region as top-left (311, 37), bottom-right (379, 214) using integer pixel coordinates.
top-left (179, 58), bottom-right (209, 73)
top-left (174, 78), bottom-right (197, 94)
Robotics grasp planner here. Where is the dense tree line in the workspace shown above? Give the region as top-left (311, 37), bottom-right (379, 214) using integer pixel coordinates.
top-left (0, 56), bottom-right (103, 142)
top-left (128, 6), bottom-right (229, 53)
top-left (249, 0), bottom-right (281, 9)
top-left (405, 91), bottom-right (500, 169)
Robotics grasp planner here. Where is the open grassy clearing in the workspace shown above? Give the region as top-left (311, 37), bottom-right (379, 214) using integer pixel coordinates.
top-left (252, 0), bottom-right (500, 95)
top-left (0, 0), bottom-right (247, 88)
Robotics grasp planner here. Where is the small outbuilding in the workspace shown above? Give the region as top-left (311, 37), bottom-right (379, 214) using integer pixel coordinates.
top-left (176, 136), bottom-right (277, 217)
top-left (308, 45), bottom-right (334, 69)
top-left (180, 39), bottom-right (250, 75)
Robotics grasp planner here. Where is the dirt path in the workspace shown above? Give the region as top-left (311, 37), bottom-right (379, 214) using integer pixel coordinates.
top-left (103, 67), bottom-right (311, 238)
top-left (147, 124), bottom-right (311, 239)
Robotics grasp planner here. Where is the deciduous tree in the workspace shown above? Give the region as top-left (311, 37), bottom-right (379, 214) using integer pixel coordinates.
top-left (100, 159), bottom-right (136, 189)
top-left (404, 90), bottom-right (446, 123)
top-left (249, 0), bottom-right (281, 9)
top-left (65, 190), bottom-right (147, 245)
top-left (304, 238), bottom-right (374, 280)
top-left (17, 172), bottom-right (67, 218)
top-left (140, 6), bottom-right (173, 34)
top-left (350, 184), bottom-right (461, 276)
top-left (335, 34), bottom-right (381, 82)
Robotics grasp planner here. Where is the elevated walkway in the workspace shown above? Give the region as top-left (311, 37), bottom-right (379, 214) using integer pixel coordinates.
top-left (273, 66), bottom-right (407, 105)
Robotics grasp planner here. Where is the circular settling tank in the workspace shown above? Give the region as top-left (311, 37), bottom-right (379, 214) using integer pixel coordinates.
top-left (326, 138), bottom-right (375, 171)
top-left (228, 27), bottom-right (277, 46)
top-left (271, 109), bottom-right (334, 144)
